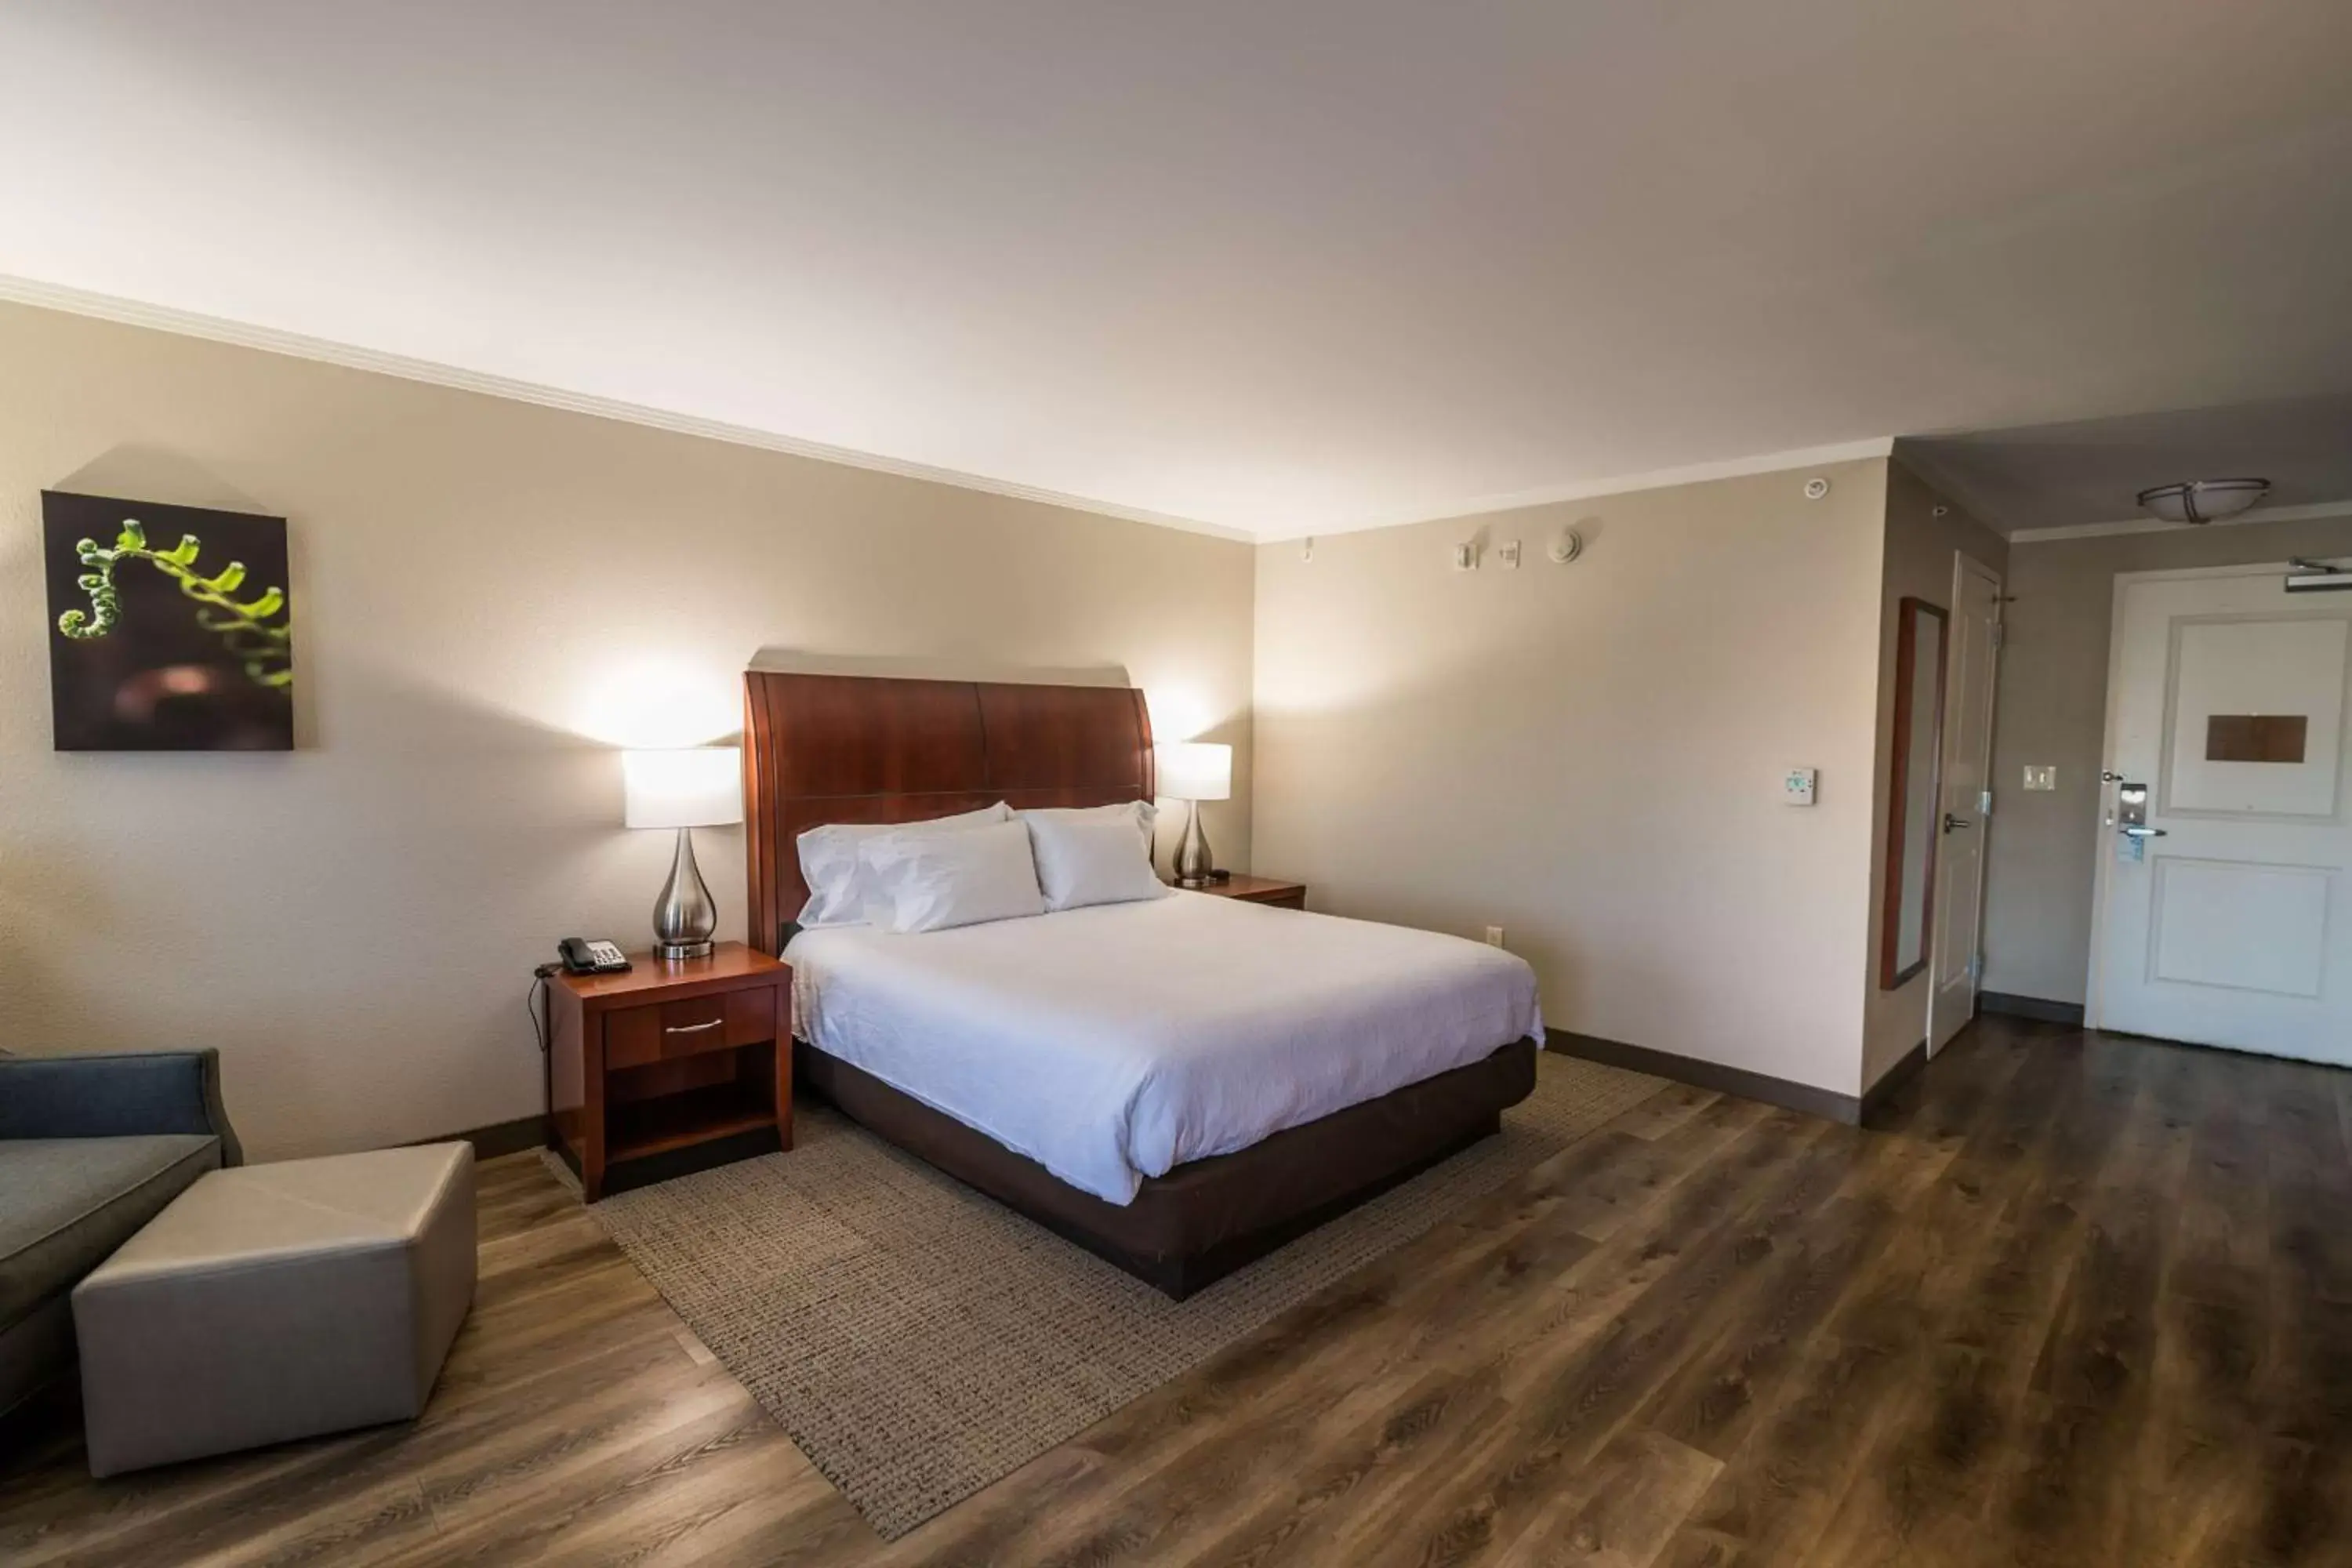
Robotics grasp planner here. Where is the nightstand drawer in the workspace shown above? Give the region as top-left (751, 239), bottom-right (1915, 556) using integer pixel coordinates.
top-left (603, 987), bottom-right (778, 1067)
top-left (605, 996), bottom-right (731, 1064)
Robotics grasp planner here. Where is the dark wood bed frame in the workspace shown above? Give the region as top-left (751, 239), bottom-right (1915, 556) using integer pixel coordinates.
top-left (741, 669), bottom-right (1536, 1298)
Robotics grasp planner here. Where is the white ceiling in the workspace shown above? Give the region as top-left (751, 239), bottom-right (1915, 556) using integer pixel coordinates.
top-left (4, 1), bottom-right (2350, 540)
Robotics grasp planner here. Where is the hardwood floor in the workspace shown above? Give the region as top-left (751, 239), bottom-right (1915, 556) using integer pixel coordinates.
top-left (4, 1015), bottom-right (2348, 1566)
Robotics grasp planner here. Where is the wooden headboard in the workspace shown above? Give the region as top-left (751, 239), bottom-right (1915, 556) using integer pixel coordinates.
top-left (742, 671), bottom-right (1156, 953)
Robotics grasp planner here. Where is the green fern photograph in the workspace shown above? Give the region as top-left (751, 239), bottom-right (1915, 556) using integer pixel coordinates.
top-left (42, 491), bottom-right (294, 750)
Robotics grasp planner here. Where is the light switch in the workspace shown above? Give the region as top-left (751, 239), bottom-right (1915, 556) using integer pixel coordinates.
top-left (1783, 767), bottom-right (1818, 806)
top-left (2023, 764), bottom-right (2056, 792)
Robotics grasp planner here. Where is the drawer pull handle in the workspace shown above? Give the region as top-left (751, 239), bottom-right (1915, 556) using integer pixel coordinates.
top-left (664, 1018), bottom-right (724, 1035)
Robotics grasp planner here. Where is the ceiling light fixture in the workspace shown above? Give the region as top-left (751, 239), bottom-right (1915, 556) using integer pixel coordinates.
top-left (2136, 477), bottom-right (2270, 524)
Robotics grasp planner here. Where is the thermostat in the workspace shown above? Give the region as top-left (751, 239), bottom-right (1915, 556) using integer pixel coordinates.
top-left (1783, 767), bottom-right (1818, 806)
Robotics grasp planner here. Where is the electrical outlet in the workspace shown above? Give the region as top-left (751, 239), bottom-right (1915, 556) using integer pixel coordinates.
top-left (2022, 764), bottom-right (2056, 792)
top-left (1484, 925), bottom-right (1505, 947)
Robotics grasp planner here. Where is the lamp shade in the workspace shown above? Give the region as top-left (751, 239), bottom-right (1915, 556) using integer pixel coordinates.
top-left (1156, 741), bottom-right (1232, 803)
top-left (623, 747), bottom-right (742, 829)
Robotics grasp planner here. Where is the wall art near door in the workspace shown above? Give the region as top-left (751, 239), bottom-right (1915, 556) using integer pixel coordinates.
top-left (42, 491), bottom-right (294, 751)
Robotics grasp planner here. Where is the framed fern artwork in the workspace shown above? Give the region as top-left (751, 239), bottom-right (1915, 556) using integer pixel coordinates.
top-left (42, 491), bottom-right (294, 750)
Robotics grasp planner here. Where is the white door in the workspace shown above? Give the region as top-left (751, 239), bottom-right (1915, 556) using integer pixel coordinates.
top-left (2089, 564), bottom-right (2352, 1063)
top-left (1926, 555), bottom-right (2002, 1054)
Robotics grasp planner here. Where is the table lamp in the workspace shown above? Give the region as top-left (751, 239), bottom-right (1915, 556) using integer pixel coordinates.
top-left (1157, 741), bottom-right (1232, 888)
top-left (623, 746), bottom-right (742, 960)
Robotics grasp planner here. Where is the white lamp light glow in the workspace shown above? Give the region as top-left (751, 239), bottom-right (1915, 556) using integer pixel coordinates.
top-left (1156, 742), bottom-right (1232, 804)
top-left (622, 746), bottom-right (743, 829)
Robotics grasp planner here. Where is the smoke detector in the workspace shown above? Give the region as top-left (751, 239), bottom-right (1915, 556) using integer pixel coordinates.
top-left (2136, 478), bottom-right (2270, 524)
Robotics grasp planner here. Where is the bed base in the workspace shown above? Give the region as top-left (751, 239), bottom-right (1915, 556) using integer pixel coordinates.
top-left (797, 1036), bottom-right (1538, 1300)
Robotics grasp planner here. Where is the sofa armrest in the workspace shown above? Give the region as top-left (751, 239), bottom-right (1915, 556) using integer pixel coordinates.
top-left (0, 1049), bottom-right (242, 1166)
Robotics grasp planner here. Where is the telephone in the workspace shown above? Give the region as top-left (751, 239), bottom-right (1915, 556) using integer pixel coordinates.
top-left (557, 937), bottom-right (630, 975)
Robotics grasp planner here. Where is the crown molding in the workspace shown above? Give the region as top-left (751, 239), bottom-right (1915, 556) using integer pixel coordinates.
top-left (2009, 498), bottom-right (2352, 543)
top-left (0, 272), bottom-right (1912, 545)
top-left (1253, 437), bottom-right (1899, 541)
top-left (0, 271), bottom-right (1257, 543)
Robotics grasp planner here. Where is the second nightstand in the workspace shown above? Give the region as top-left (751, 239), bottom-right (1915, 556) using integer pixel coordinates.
top-left (545, 942), bottom-right (790, 1201)
top-left (1186, 873), bottom-right (1308, 910)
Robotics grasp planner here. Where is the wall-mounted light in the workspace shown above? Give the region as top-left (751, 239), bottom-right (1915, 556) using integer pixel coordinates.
top-left (1548, 527), bottom-right (1584, 564)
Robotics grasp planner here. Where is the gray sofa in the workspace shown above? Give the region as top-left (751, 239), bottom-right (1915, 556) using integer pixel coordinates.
top-left (0, 1048), bottom-right (241, 1418)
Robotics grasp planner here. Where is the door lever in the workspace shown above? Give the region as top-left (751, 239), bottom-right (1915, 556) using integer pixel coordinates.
top-left (2122, 825), bottom-right (2169, 839)
top-left (1941, 813), bottom-right (1972, 833)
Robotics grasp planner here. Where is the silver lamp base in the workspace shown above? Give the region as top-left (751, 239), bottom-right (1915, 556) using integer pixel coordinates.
top-left (652, 826), bottom-right (719, 961)
top-left (1173, 800), bottom-right (1215, 888)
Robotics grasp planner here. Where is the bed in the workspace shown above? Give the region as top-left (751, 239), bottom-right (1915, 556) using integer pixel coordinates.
top-left (744, 670), bottom-right (1541, 1298)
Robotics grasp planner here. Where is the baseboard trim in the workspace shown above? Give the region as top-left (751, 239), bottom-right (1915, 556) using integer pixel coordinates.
top-left (1977, 992), bottom-right (2086, 1027)
top-left (1546, 1029), bottom-right (1863, 1126)
top-left (419, 1113), bottom-right (549, 1160)
top-left (1860, 1038), bottom-right (1929, 1119)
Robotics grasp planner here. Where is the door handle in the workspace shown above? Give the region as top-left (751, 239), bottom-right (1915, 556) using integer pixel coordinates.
top-left (1941, 813), bottom-right (1971, 833)
top-left (2122, 826), bottom-right (2169, 839)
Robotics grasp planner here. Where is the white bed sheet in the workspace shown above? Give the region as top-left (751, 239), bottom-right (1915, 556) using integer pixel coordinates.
top-left (785, 891), bottom-right (1543, 1205)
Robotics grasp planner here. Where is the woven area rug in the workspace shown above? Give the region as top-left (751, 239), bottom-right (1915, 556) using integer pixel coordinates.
top-left (550, 1053), bottom-right (1664, 1538)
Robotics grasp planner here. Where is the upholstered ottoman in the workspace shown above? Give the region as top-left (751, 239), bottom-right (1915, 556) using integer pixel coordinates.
top-left (71, 1142), bottom-right (474, 1476)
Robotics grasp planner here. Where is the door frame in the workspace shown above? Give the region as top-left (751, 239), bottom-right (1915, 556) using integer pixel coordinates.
top-left (2082, 560), bottom-right (2302, 1031)
top-left (1924, 550), bottom-right (2004, 1056)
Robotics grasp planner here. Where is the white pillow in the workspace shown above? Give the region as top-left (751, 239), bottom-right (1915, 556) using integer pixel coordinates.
top-left (797, 803), bottom-right (1010, 927)
top-left (858, 819), bottom-right (1047, 935)
top-left (1018, 800), bottom-right (1156, 854)
top-left (1025, 814), bottom-right (1170, 913)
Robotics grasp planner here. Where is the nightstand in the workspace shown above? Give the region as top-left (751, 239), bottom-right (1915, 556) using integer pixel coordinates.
top-left (545, 942), bottom-right (790, 1201)
top-left (1187, 873), bottom-right (1308, 910)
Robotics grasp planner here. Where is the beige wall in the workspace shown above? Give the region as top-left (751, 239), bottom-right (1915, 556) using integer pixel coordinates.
top-left (0, 302), bottom-right (1255, 1159)
top-left (1981, 513), bottom-right (2352, 1005)
top-left (1254, 460), bottom-right (1890, 1097)
top-left (1860, 462), bottom-right (2008, 1087)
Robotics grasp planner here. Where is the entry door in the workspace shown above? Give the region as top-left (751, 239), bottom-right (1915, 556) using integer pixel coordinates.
top-left (1927, 554), bottom-right (2003, 1054)
top-left (2089, 564), bottom-right (2352, 1063)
